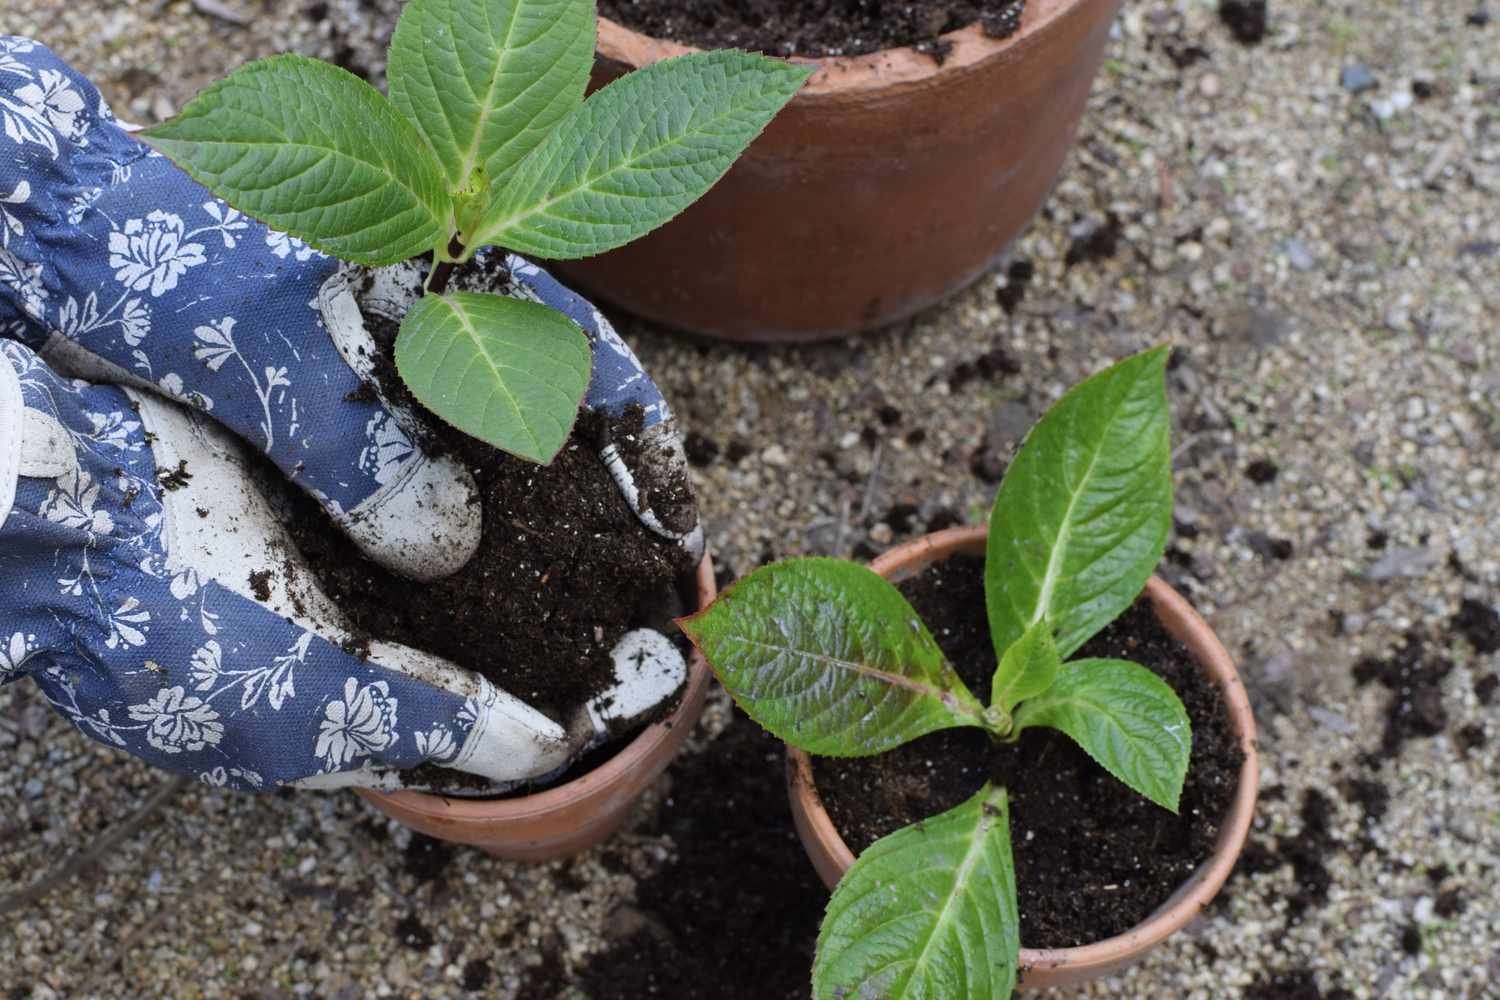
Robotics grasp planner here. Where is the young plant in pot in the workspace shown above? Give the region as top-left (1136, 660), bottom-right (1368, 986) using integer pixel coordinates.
top-left (562, 0), bottom-right (1127, 341)
top-left (0, 4), bottom-right (806, 859)
top-left (681, 347), bottom-right (1259, 994)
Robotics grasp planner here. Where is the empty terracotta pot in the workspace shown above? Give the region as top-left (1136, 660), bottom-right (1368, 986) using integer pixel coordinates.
top-left (787, 526), bottom-right (1259, 989)
top-left (555, 0), bottom-right (1123, 342)
top-left (357, 554), bottom-right (716, 862)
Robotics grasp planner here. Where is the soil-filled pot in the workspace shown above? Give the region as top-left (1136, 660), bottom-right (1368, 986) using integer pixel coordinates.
top-left (787, 526), bottom-right (1259, 989)
top-left (555, 0), bottom-right (1124, 342)
top-left (357, 553), bottom-right (716, 862)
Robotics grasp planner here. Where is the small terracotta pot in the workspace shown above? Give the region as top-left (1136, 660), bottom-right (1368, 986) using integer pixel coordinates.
top-left (787, 526), bottom-right (1259, 989)
top-left (357, 554), bottom-right (716, 862)
top-left (555, 0), bottom-right (1124, 342)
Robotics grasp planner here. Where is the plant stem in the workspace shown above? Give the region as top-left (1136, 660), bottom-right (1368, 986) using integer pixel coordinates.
top-left (982, 704), bottom-right (1014, 739)
top-left (425, 235), bottom-right (467, 295)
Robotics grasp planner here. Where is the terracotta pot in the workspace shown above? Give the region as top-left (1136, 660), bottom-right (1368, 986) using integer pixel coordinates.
top-left (357, 554), bottom-right (716, 862)
top-left (554, 0), bottom-right (1123, 342)
top-left (787, 526), bottom-right (1259, 989)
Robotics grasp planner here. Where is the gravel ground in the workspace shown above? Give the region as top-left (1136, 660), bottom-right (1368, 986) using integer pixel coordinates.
top-left (3, 1), bottom-right (1498, 997)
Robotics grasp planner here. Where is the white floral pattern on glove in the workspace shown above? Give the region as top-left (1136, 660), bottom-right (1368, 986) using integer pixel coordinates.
top-left (317, 678), bottom-right (400, 771)
top-left (129, 686), bottom-right (224, 754)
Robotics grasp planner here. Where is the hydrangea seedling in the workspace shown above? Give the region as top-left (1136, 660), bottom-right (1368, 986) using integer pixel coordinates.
top-left (680, 347), bottom-right (1188, 999)
top-left (142, 0), bottom-right (810, 463)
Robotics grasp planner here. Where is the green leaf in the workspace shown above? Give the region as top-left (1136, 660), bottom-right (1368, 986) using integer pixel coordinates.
top-left (678, 559), bottom-right (986, 756)
top-left (470, 50), bottom-right (812, 259)
top-left (388, 0), bottom-right (596, 192)
top-left (393, 292), bottom-right (591, 463)
top-left (990, 619), bottom-right (1061, 716)
top-left (1013, 659), bottom-right (1191, 813)
top-left (814, 784), bottom-right (1019, 1000)
top-left (142, 55), bottom-right (451, 266)
top-left (984, 346), bottom-right (1173, 661)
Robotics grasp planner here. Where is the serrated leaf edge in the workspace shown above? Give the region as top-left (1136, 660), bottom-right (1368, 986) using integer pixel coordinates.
top-left (394, 292), bottom-right (589, 463)
top-left (470, 50), bottom-right (813, 252)
top-left (143, 54), bottom-right (454, 265)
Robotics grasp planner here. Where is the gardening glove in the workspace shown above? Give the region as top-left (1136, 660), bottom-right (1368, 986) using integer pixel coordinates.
top-left (0, 338), bottom-right (686, 792)
top-left (0, 35), bottom-right (704, 585)
top-left (0, 37), bottom-right (699, 792)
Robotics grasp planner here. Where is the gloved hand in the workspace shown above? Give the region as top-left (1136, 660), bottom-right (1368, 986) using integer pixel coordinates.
top-left (0, 37), bottom-right (701, 792)
top-left (0, 36), bottom-right (702, 573)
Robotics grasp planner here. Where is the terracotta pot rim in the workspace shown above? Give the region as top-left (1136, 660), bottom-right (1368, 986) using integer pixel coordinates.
top-left (596, 0), bottom-right (1093, 98)
top-left (364, 553), bottom-right (714, 824)
top-left (788, 525), bottom-right (1260, 974)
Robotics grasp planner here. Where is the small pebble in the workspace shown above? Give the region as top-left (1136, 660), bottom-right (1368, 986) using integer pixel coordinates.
top-left (1341, 64), bottom-right (1377, 93)
top-left (1372, 90), bottom-right (1415, 120)
top-left (1308, 706), bottom-right (1358, 734)
top-left (1365, 546), bottom-right (1442, 580)
top-left (760, 445), bottom-right (789, 467)
top-left (1282, 237), bottom-right (1316, 272)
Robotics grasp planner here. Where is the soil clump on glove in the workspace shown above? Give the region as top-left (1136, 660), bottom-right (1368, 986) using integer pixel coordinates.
top-left (279, 353), bottom-right (696, 732)
top-left (597, 0), bottom-right (1026, 60)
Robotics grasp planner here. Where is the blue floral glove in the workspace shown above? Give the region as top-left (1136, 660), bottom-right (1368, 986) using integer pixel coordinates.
top-left (0, 37), bottom-right (699, 792)
top-left (0, 35), bottom-right (702, 578)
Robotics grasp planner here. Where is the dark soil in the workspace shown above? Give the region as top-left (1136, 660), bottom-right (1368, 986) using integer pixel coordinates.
top-left (402, 833), bottom-right (455, 883)
top-left (1218, 0), bottom-right (1269, 45)
top-left (1281, 789), bottom-right (1337, 924)
top-left (393, 912), bottom-right (434, 951)
top-left (1245, 968), bottom-right (1355, 1000)
top-left (573, 708), bottom-right (826, 999)
top-left (157, 460), bottom-right (193, 491)
top-left (1246, 458), bottom-right (1280, 484)
top-left (1475, 672), bottom-right (1498, 706)
top-left (811, 555), bottom-right (1245, 948)
top-left (278, 264), bottom-right (696, 725)
top-left (598, 0), bottom-right (1026, 60)
top-left (1352, 631), bottom-right (1453, 761)
top-left (1228, 587), bottom-right (1496, 935)
top-left (461, 959), bottom-right (491, 992)
top-left (995, 259), bottom-right (1035, 314)
top-left (1340, 776), bottom-right (1389, 851)
top-left (1453, 597), bottom-right (1500, 653)
top-left (1064, 212), bottom-right (1122, 268)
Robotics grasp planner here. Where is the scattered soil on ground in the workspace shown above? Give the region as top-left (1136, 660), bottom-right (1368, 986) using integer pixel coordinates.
top-left (1276, 789), bottom-right (1337, 925)
top-left (812, 555), bottom-right (1244, 948)
top-left (1352, 631), bottom-right (1453, 761)
top-left (279, 265), bottom-right (695, 724)
top-left (598, 0), bottom-right (1026, 59)
top-left (1245, 967), bottom-right (1356, 999)
top-left (573, 708), bottom-right (827, 999)
top-left (401, 833), bottom-right (455, 883)
top-left (1453, 597), bottom-right (1500, 654)
top-left (1218, 0), bottom-right (1269, 45)
top-left (1229, 595), bottom-right (1490, 930)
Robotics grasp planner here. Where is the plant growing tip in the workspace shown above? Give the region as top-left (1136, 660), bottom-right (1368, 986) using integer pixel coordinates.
top-left (682, 346), bottom-right (1189, 999)
top-left (142, 0), bottom-right (810, 464)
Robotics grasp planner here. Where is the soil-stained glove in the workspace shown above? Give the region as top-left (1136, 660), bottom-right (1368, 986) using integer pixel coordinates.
top-left (0, 340), bottom-right (684, 791)
top-left (0, 36), bottom-right (703, 582)
top-left (0, 38), bottom-right (698, 792)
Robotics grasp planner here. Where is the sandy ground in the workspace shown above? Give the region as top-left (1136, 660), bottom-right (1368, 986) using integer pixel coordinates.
top-left (2, 0), bottom-right (1498, 997)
